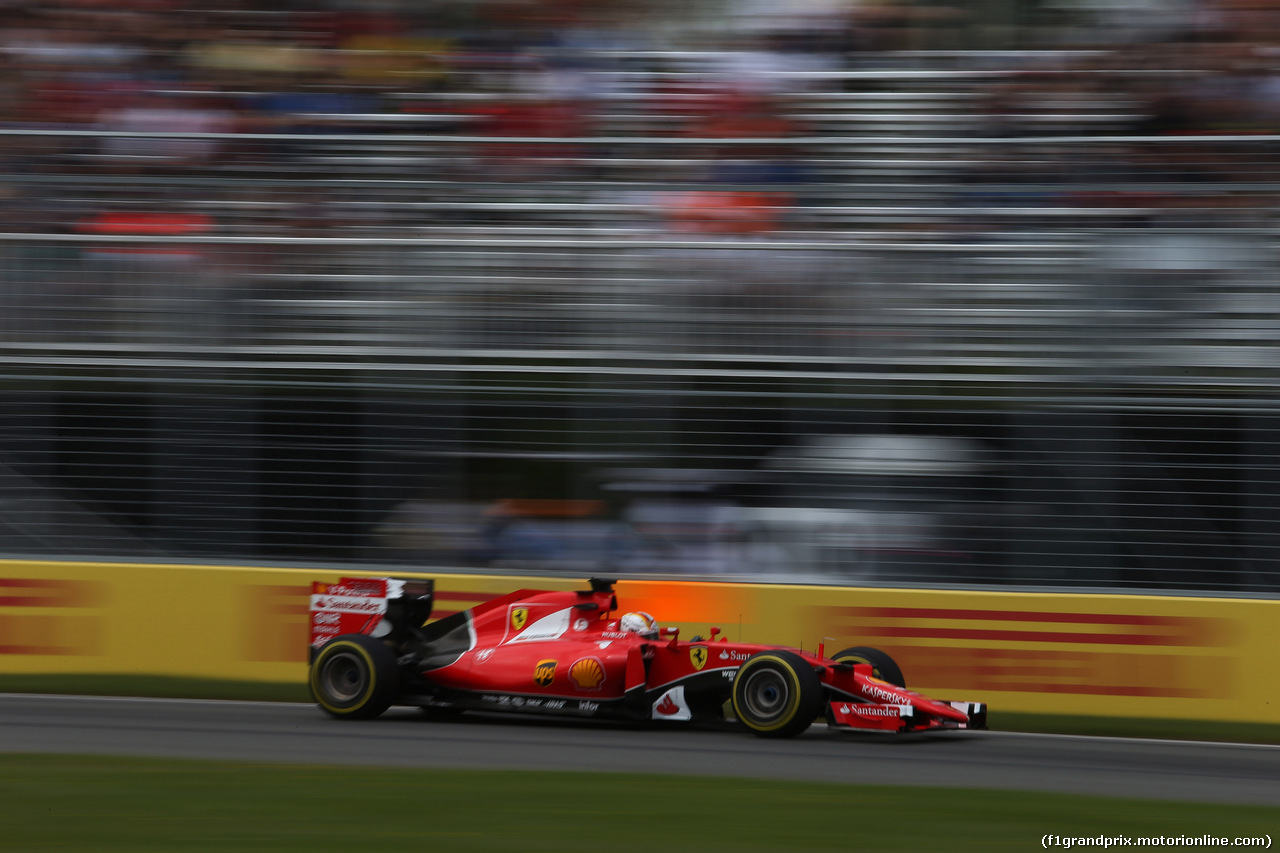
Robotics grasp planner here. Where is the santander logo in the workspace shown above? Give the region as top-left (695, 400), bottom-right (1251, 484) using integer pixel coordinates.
top-left (651, 687), bottom-right (691, 722)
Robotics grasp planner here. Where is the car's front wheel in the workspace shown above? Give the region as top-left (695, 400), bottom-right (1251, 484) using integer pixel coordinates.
top-left (310, 634), bottom-right (400, 720)
top-left (731, 651), bottom-right (823, 738)
top-left (830, 646), bottom-right (905, 687)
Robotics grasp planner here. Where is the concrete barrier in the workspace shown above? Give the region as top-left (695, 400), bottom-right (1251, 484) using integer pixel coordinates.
top-left (2, 560), bottom-right (1277, 724)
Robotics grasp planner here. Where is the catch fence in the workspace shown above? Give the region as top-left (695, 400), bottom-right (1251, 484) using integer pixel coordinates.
top-left (2, 105), bottom-right (1278, 592)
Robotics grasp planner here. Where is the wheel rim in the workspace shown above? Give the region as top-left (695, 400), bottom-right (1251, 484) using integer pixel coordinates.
top-left (320, 650), bottom-right (368, 703)
top-left (740, 668), bottom-right (790, 723)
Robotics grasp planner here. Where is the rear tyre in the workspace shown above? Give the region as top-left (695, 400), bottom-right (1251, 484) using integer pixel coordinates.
top-left (310, 634), bottom-right (400, 720)
top-left (831, 646), bottom-right (905, 688)
top-left (731, 651), bottom-right (823, 738)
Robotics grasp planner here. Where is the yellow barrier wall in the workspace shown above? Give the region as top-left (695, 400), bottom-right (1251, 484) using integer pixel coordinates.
top-left (2, 560), bottom-right (1278, 724)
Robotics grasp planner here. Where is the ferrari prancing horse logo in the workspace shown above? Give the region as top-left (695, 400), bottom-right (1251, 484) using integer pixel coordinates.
top-left (690, 646), bottom-right (708, 671)
top-left (511, 607), bottom-right (528, 633)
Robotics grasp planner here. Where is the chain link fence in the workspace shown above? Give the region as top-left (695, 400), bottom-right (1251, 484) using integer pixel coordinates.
top-left (2, 63), bottom-right (1279, 592)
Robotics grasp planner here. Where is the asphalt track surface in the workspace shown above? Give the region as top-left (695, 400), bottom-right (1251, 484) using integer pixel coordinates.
top-left (2, 694), bottom-right (1279, 805)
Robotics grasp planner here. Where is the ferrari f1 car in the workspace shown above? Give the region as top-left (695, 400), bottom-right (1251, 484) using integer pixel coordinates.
top-left (308, 577), bottom-right (987, 738)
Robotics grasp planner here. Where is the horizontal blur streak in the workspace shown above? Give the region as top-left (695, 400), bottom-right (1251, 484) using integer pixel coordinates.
top-left (0, 579), bottom-right (104, 609)
top-left (0, 578), bottom-right (103, 655)
top-left (811, 601), bottom-right (1237, 697)
top-left (892, 646), bottom-right (1231, 698)
top-left (832, 606), bottom-right (1235, 646)
top-left (0, 1), bottom-right (1278, 593)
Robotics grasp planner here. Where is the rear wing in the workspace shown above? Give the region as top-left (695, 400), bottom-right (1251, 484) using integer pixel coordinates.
top-left (309, 577), bottom-right (434, 654)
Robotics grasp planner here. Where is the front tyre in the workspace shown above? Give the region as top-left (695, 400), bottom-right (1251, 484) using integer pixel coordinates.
top-left (831, 646), bottom-right (905, 688)
top-left (310, 634), bottom-right (400, 720)
top-left (731, 651), bottom-right (823, 738)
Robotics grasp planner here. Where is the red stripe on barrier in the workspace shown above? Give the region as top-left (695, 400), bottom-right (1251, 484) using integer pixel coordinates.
top-left (845, 607), bottom-right (1187, 625)
top-left (853, 625), bottom-right (1183, 646)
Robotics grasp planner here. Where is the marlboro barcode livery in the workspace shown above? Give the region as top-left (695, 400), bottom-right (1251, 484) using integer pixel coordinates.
top-left (308, 577), bottom-right (987, 738)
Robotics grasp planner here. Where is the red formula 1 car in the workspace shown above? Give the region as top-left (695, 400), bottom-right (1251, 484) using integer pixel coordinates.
top-left (307, 577), bottom-right (987, 738)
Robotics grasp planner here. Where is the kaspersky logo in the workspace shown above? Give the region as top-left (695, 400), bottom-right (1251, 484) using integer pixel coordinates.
top-left (862, 681), bottom-right (902, 704)
top-left (511, 607), bottom-right (529, 633)
top-left (689, 646), bottom-right (708, 671)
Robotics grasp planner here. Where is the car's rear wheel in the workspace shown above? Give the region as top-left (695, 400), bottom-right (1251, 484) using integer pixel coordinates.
top-left (310, 634), bottom-right (400, 720)
top-left (831, 646), bottom-right (905, 688)
top-left (731, 651), bottom-right (823, 738)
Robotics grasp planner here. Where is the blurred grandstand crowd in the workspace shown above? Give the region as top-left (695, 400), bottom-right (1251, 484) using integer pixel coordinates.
top-left (2, 0), bottom-right (1280, 590)
top-left (0, 0), bottom-right (1277, 356)
top-left (1, 0), bottom-right (1280, 237)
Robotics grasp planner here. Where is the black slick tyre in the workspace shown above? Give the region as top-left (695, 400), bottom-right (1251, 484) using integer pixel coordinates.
top-left (310, 633), bottom-right (400, 720)
top-left (731, 650), bottom-right (823, 738)
top-left (831, 646), bottom-right (905, 688)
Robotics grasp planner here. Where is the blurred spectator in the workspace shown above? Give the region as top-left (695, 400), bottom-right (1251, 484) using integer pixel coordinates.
top-left (96, 92), bottom-right (239, 171)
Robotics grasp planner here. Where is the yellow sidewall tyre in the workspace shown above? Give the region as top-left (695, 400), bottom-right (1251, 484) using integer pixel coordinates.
top-left (831, 646), bottom-right (905, 688)
top-left (310, 634), bottom-right (400, 720)
top-left (731, 651), bottom-right (823, 739)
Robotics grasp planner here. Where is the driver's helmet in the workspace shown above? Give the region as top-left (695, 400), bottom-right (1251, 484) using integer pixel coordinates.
top-left (619, 611), bottom-right (659, 640)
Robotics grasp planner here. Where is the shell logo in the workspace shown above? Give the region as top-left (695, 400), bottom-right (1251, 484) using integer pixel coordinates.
top-left (568, 657), bottom-right (606, 690)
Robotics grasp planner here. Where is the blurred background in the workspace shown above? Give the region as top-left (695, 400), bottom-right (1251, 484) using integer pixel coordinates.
top-left (1, 0), bottom-right (1278, 592)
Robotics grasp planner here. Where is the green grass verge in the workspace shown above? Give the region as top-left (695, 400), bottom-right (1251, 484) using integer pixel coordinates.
top-left (6, 674), bottom-right (1280, 744)
top-left (3, 755), bottom-right (1277, 853)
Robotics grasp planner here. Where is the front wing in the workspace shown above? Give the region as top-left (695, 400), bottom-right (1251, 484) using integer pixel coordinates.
top-left (827, 699), bottom-right (988, 733)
